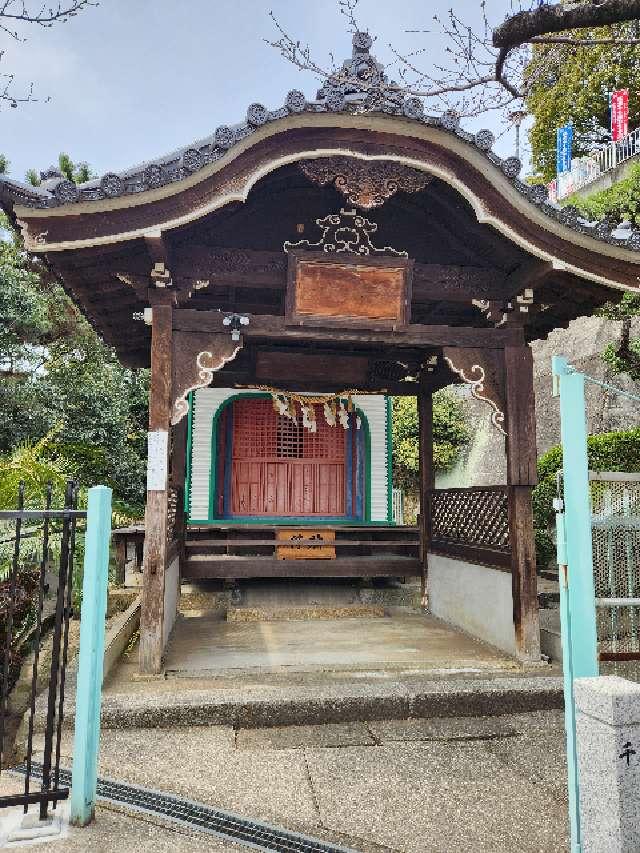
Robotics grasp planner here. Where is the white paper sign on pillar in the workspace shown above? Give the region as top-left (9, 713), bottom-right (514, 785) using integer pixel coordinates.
top-left (147, 430), bottom-right (168, 492)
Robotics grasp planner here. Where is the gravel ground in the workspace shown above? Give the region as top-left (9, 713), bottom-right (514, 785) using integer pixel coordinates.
top-left (19, 709), bottom-right (570, 852)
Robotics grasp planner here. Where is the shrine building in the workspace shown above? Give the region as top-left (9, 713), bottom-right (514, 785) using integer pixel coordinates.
top-left (3, 32), bottom-right (639, 675)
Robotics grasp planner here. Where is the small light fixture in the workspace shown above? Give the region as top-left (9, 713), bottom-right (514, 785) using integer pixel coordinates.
top-left (223, 313), bottom-right (250, 341)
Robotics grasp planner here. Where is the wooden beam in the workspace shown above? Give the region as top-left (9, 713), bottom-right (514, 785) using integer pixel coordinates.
top-left (505, 346), bottom-right (538, 487)
top-left (418, 377), bottom-right (434, 605)
top-left (503, 258), bottom-right (553, 299)
top-left (183, 557), bottom-right (422, 580)
top-left (172, 245), bottom-right (286, 287)
top-left (504, 345), bottom-right (541, 663)
top-left (413, 265), bottom-right (506, 302)
top-left (170, 245), bottom-right (507, 302)
top-left (139, 290), bottom-right (174, 675)
top-left (173, 310), bottom-right (525, 348)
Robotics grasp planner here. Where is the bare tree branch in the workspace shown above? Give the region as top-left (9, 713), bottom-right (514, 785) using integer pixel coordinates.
top-left (0, 1), bottom-right (96, 40)
top-left (530, 35), bottom-right (640, 45)
top-left (493, 0), bottom-right (640, 88)
top-left (267, 1), bottom-right (640, 127)
top-left (0, 1), bottom-right (96, 109)
top-left (493, 0), bottom-right (640, 50)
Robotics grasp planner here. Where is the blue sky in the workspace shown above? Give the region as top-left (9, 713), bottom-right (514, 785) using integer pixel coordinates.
top-left (1, 1), bottom-right (524, 183)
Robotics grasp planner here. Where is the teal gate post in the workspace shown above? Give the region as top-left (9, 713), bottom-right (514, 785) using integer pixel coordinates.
top-left (70, 486), bottom-right (112, 827)
top-left (552, 357), bottom-right (599, 853)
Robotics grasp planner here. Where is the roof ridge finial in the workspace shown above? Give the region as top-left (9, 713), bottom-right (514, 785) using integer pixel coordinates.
top-left (352, 30), bottom-right (373, 56)
top-left (316, 29), bottom-right (392, 110)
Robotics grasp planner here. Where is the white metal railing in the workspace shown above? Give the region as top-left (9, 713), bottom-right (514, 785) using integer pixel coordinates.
top-left (392, 488), bottom-right (404, 526)
top-left (549, 127), bottom-right (640, 202)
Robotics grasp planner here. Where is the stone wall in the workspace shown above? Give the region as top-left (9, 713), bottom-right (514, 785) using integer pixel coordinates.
top-left (440, 315), bottom-right (640, 488)
top-left (531, 315), bottom-right (640, 455)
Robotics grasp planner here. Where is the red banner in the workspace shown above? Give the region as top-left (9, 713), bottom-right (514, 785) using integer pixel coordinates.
top-left (611, 89), bottom-right (629, 141)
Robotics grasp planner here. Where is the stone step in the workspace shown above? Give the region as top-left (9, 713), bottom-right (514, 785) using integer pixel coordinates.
top-left (539, 569), bottom-right (560, 582)
top-left (538, 590), bottom-right (560, 610)
top-left (50, 675), bottom-right (565, 732)
top-left (539, 609), bottom-right (562, 664)
top-left (226, 604), bottom-right (385, 622)
top-left (537, 576), bottom-right (560, 610)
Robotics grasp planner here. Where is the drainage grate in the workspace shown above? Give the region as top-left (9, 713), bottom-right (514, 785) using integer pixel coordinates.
top-left (16, 763), bottom-right (359, 853)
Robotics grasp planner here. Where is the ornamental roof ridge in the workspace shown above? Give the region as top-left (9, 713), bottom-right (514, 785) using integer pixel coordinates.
top-left (1, 30), bottom-right (639, 253)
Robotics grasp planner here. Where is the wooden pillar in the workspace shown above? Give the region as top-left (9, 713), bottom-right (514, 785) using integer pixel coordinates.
top-left (504, 344), bottom-right (541, 663)
top-left (113, 534), bottom-right (126, 587)
top-left (140, 291), bottom-right (174, 675)
top-left (418, 377), bottom-right (434, 607)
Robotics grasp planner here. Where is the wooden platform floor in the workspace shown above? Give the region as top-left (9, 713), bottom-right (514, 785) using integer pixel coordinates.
top-left (161, 608), bottom-right (516, 677)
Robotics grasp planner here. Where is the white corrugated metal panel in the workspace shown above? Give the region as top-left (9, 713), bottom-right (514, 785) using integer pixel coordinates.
top-left (189, 390), bottom-right (390, 523)
top-left (189, 388), bottom-right (235, 521)
top-left (352, 395), bottom-right (390, 522)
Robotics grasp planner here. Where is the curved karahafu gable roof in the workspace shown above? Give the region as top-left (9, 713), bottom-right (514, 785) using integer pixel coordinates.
top-left (2, 32), bottom-right (640, 259)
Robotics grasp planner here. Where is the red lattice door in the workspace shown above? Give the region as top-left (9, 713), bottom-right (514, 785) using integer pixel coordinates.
top-left (231, 399), bottom-right (346, 517)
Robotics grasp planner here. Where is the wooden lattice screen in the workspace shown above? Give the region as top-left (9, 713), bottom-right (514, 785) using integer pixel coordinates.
top-left (427, 486), bottom-right (511, 570)
top-left (231, 399), bottom-right (347, 517)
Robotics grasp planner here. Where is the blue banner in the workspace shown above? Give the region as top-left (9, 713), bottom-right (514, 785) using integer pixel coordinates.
top-left (556, 124), bottom-right (573, 175)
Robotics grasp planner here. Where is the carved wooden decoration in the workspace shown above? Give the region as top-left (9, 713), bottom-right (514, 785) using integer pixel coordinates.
top-left (172, 332), bottom-right (243, 425)
top-left (300, 158), bottom-right (432, 209)
top-left (443, 347), bottom-right (507, 436)
top-left (286, 250), bottom-right (413, 330)
top-left (285, 208), bottom-right (407, 258)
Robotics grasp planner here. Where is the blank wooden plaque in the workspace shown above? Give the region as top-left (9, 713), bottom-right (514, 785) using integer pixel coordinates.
top-left (287, 252), bottom-right (412, 329)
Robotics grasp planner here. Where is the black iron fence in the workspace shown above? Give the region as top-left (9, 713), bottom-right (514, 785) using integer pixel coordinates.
top-left (0, 481), bottom-right (86, 819)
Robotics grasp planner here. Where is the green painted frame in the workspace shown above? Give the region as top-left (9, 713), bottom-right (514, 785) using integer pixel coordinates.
top-left (187, 391), bottom-right (374, 525)
top-left (184, 391), bottom-right (194, 515)
top-left (386, 396), bottom-right (394, 524)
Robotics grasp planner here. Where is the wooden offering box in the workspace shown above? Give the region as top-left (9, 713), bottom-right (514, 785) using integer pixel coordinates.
top-left (276, 529), bottom-right (337, 560)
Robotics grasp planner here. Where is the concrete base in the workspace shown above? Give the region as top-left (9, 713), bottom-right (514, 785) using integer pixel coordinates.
top-left (7, 814), bottom-right (62, 843)
top-left (0, 801), bottom-right (69, 847)
top-left (539, 609), bottom-right (563, 664)
top-left (428, 554), bottom-right (517, 656)
top-left (162, 607), bottom-right (513, 676)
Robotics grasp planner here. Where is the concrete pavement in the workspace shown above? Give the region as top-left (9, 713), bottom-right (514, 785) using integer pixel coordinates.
top-left (20, 710), bottom-right (570, 852)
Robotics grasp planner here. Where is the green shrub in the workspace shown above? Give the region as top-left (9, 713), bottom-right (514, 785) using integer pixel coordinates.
top-left (568, 163), bottom-right (640, 227)
top-left (392, 390), bottom-right (471, 494)
top-left (533, 427), bottom-right (640, 567)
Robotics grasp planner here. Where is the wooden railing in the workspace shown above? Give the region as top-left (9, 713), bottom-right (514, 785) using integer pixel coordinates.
top-left (426, 486), bottom-right (512, 571)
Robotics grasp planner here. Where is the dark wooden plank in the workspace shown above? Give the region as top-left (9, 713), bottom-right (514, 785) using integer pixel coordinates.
top-left (183, 557), bottom-right (422, 579)
top-left (599, 652), bottom-right (640, 662)
top-left (173, 311), bottom-right (525, 348)
top-left (425, 484), bottom-right (509, 495)
top-left (185, 539), bottom-right (418, 548)
top-left (187, 524), bottom-right (419, 532)
top-left (255, 351), bottom-right (369, 386)
top-left (429, 542), bottom-right (512, 573)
